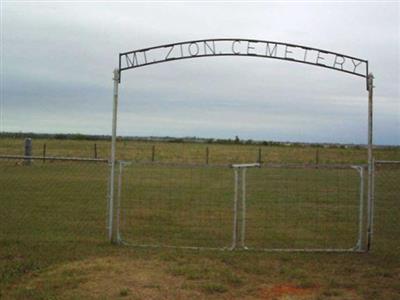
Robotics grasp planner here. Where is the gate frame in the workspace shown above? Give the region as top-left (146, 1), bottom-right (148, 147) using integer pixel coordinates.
top-left (108, 38), bottom-right (375, 251)
top-left (231, 163), bottom-right (366, 252)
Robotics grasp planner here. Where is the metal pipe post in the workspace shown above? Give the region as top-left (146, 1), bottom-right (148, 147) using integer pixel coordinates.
top-left (241, 168), bottom-right (247, 248)
top-left (356, 166), bottom-right (365, 251)
top-left (108, 68), bottom-right (120, 242)
top-left (116, 161), bottom-right (123, 243)
top-left (371, 157), bottom-right (375, 247)
top-left (366, 73), bottom-right (374, 251)
top-left (231, 169), bottom-right (239, 250)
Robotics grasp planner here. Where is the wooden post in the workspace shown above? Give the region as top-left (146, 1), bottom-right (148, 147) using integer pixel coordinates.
top-left (315, 148), bottom-right (319, 165)
top-left (24, 138), bottom-right (32, 165)
top-left (94, 143), bottom-right (98, 159)
top-left (258, 148), bottom-right (262, 163)
top-left (43, 143), bottom-right (46, 163)
top-left (206, 147), bottom-right (209, 164)
top-left (151, 145), bottom-right (155, 162)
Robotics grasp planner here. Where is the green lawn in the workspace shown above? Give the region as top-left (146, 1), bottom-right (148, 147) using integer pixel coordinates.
top-left (0, 139), bottom-right (399, 299)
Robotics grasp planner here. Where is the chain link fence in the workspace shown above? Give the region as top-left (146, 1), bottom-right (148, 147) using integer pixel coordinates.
top-left (1, 153), bottom-right (398, 253)
top-left (0, 156), bottom-right (109, 244)
top-left (373, 160), bottom-right (400, 254)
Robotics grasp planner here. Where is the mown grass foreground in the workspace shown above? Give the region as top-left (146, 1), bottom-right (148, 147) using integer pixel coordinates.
top-left (0, 139), bottom-right (399, 299)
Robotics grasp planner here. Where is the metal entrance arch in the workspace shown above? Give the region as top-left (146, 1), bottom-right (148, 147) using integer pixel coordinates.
top-left (108, 38), bottom-right (375, 251)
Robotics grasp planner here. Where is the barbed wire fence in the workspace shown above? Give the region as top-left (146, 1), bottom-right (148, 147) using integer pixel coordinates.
top-left (3, 137), bottom-right (399, 165)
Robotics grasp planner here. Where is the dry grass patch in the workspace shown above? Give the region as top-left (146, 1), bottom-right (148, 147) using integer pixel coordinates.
top-left (4, 256), bottom-right (203, 299)
top-left (2, 254), bottom-right (368, 300)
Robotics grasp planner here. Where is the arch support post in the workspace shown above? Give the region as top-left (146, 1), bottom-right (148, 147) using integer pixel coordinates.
top-left (108, 68), bottom-right (120, 243)
top-left (366, 73), bottom-right (374, 251)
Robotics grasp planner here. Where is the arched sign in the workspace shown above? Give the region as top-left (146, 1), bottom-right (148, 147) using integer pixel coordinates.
top-left (118, 38), bottom-right (369, 88)
top-left (109, 38), bottom-right (374, 251)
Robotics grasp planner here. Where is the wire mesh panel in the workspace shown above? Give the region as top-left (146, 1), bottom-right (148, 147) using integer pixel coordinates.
top-left (244, 164), bottom-right (364, 251)
top-left (373, 161), bottom-right (400, 254)
top-left (0, 157), bottom-right (108, 244)
top-left (117, 162), bottom-right (234, 249)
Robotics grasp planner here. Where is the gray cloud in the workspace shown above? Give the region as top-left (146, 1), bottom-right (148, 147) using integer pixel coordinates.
top-left (1, 2), bottom-right (399, 144)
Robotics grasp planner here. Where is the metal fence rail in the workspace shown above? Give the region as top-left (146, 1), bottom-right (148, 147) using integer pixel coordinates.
top-left (0, 154), bottom-right (108, 162)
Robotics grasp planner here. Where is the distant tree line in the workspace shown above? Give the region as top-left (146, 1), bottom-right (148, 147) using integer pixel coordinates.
top-left (0, 132), bottom-right (109, 141)
top-left (0, 132), bottom-right (397, 149)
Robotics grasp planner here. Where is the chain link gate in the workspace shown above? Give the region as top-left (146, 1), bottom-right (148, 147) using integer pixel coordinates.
top-left (115, 161), bottom-right (234, 249)
top-left (239, 164), bottom-right (366, 252)
top-left (116, 161), bottom-right (367, 252)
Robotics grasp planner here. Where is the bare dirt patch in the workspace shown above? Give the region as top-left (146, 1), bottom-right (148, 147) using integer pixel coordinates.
top-left (258, 284), bottom-right (318, 300)
top-left (257, 283), bottom-right (363, 300)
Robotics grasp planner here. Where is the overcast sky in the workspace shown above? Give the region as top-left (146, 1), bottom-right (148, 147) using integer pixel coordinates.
top-left (1, 1), bottom-right (399, 145)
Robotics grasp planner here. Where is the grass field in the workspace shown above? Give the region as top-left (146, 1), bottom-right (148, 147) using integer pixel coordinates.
top-left (0, 138), bottom-right (399, 299)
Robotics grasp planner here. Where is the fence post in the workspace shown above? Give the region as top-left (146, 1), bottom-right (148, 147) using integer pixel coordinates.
top-left (94, 143), bottom-right (98, 159)
top-left (231, 168), bottom-right (239, 250)
top-left (241, 168), bottom-right (247, 249)
top-left (151, 145), bottom-right (155, 162)
top-left (366, 73), bottom-right (374, 251)
top-left (108, 68), bottom-right (120, 243)
top-left (358, 166), bottom-right (365, 251)
top-left (43, 143), bottom-right (46, 163)
top-left (24, 138), bottom-right (32, 165)
top-left (315, 148), bottom-right (319, 165)
top-left (206, 147), bottom-right (209, 164)
top-left (258, 148), bottom-right (262, 163)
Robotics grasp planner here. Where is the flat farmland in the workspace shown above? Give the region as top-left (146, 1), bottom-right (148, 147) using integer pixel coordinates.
top-left (0, 138), bottom-right (399, 300)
